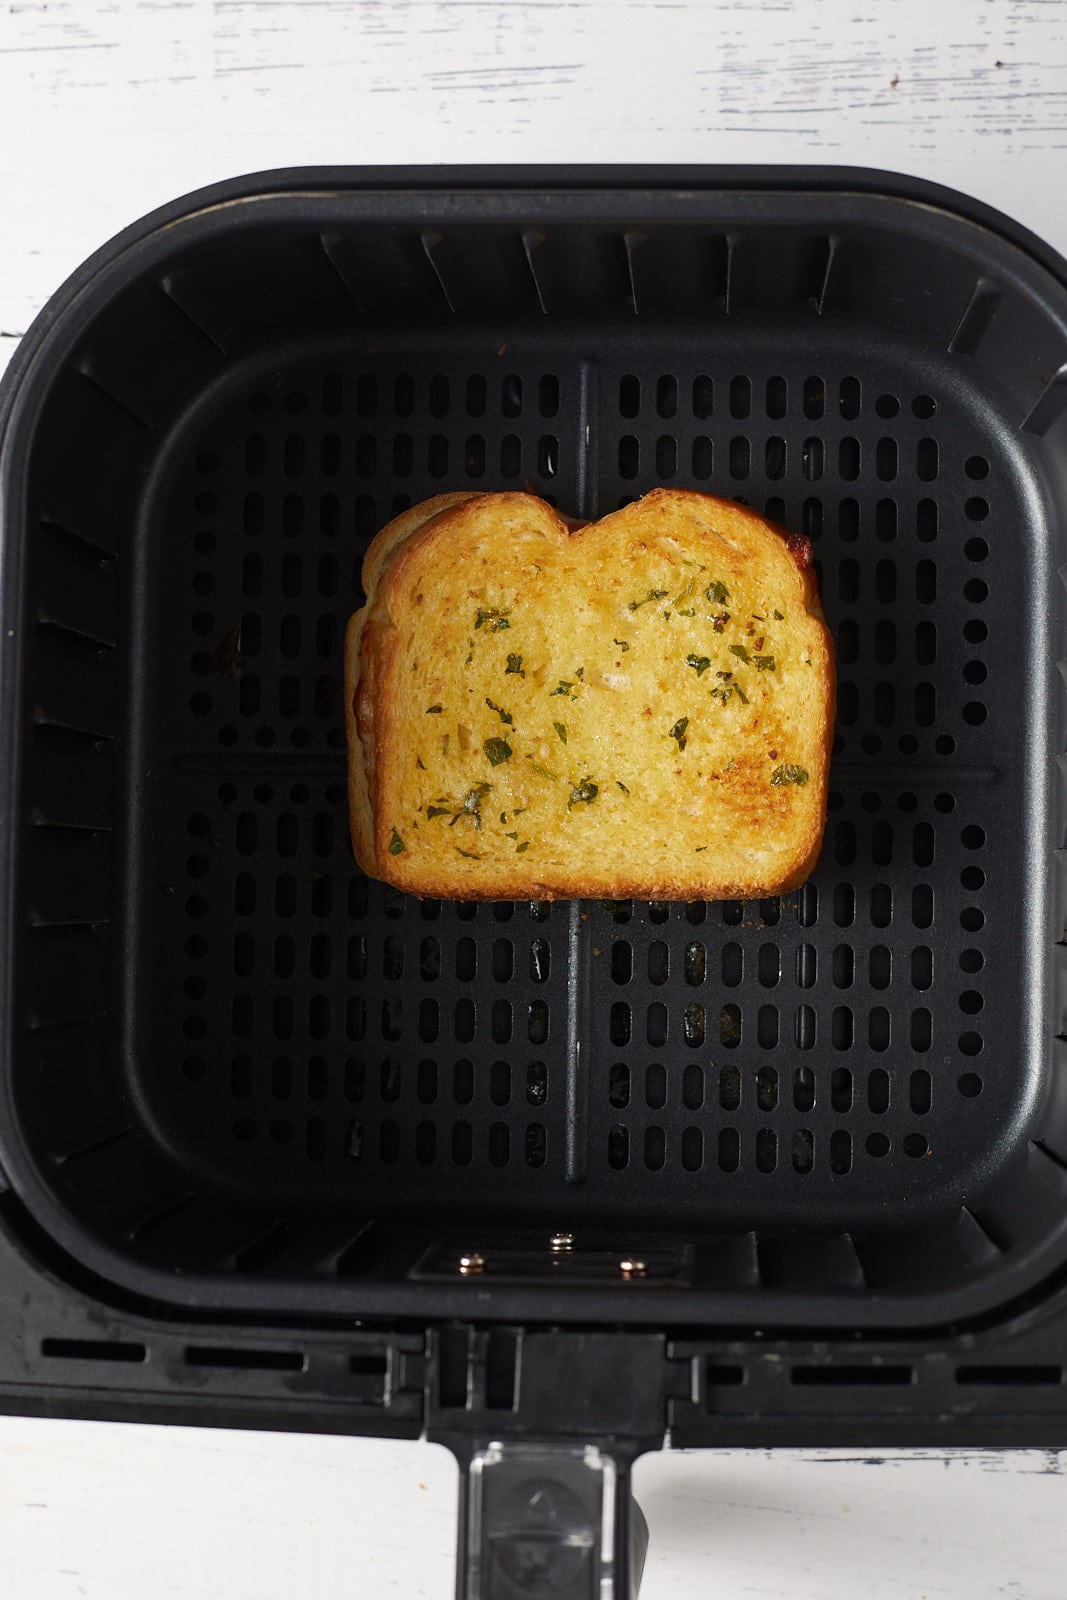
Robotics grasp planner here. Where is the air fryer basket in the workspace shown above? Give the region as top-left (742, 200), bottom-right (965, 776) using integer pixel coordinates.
top-left (4, 170), bottom-right (1067, 1362)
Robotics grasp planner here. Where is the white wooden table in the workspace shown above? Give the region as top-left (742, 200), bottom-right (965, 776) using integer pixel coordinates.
top-left (2, 2), bottom-right (1067, 1595)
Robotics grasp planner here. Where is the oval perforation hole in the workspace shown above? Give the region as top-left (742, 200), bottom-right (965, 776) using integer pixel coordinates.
top-left (830, 1130), bottom-right (852, 1175)
top-left (755, 1128), bottom-right (777, 1173)
top-left (868, 1067), bottom-right (890, 1114)
top-left (452, 1122), bottom-right (473, 1166)
top-left (488, 1123), bottom-right (510, 1168)
top-left (526, 1061), bottom-right (547, 1107)
top-left (608, 1125), bottom-right (629, 1170)
top-left (719, 1063), bottom-right (741, 1111)
top-left (792, 1129), bottom-right (814, 1174)
top-left (757, 1005), bottom-right (778, 1049)
top-left (729, 376), bottom-right (751, 419)
top-left (684, 942), bottom-right (706, 985)
top-left (830, 1067), bottom-right (853, 1112)
top-left (619, 375), bottom-right (640, 418)
top-left (766, 375), bottom-right (787, 418)
top-left (647, 941), bottom-right (668, 985)
top-left (803, 376), bottom-right (824, 419)
top-left (756, 1066), bottom-right (778, 1112)
top-left (645, 1063), bottom-right (667, 1110)
top-left (681, 1126), bottom-right (703, 1172)
top-left (793, 1066), bottom-right (815, 1112)
top-left (525, 1123), bottom-right (547, 1168)
top-left (490, 1060), bottom-right (511, 1106)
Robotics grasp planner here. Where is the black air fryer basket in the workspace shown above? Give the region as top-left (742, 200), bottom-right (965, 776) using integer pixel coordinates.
top-left (3, 167), bottom-right (1067, 1596)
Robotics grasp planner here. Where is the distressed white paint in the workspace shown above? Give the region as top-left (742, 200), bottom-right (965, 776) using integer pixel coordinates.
top-left (2, 0), bottom-right (1067, 1593)
top-left (1, 0), bottom-right (1067, 372)
top-left (0, 1422), bottom-right (1064, 1599)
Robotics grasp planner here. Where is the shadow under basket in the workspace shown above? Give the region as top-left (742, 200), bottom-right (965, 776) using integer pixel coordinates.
top-left (4, 167), bottom-right (1067, 1334)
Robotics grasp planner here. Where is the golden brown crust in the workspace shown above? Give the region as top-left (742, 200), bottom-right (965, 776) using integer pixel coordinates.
top-left (345, 493), bottom-right (483, 873)
top-left (346, 488), bottom-right (834, 900)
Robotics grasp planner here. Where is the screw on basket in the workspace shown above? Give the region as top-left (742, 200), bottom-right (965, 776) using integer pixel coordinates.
top-left (618, 1258), bottom-right (647, 1279)
top-left (549, 1232), bottom-right (575, 1252)
top-left (458, 1253), bottom-right (486, 1276)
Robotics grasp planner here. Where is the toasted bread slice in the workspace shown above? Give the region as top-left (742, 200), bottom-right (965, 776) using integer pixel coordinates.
top-left (345, 489), bottom-right (833, 900)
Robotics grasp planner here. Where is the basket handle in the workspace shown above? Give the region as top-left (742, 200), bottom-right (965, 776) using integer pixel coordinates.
top-left (454, 1439), bottom-right (649, 1599)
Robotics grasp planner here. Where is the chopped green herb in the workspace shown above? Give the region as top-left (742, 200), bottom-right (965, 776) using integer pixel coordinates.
top-left (773, 609), bottom-right (784, 620)
top-left (711, 611), bottom-right (730, 633)
top-left (677, 607), bottom-right (695, 617)
top-left (616, 780), bottom-right (630, 796)
top-left (575, 666), bottom-right (585, 681)
top-left (711, 681), bottom-right (750, 707)
top-left (483, 736), bottom-right (512, 766)
top-left (694, 846), bottom-right (707, 853)
top-left (388, 828), bottom-right (405, 855)
top-left (504, 830), bottom-right (519, 840)
top-left (426, 704), bottom-right (443, 714)
top-left (426, 806), bottom-right (451, 820)
top-left (686, 654), bottom-right (712, 677)
top-left (705, 579), bottom-right (730, 604)
top-left (505, 653), bottom-right (525, 676)
top-left (751, 613), bottom-right (765, 621)
top-left (442, 734), bottom-right (450, 755)
top-left (450, 782), bottom-right (492, 831)
top-left (770, 764), bottom-right (809, 786)
top-left (613, 638), bottom-right (630, 653)
top-left (485, 697), bottom-right (513, 725)
top-left (753, 655), bottom-right (776, 671)
top-left (416, 756), bottom-right (426, 769)
top-left (628, 588), bottom-right (668, 611)
top-left (516, 841), bottom-right (530, 853)
top-left (527, 759), bottom-right (559, 781)
top-left (553, 721), bottom-right (568, 744)
top-left (513, 806), bottom-right (527, 816)
top-left (550, 680), bottom-right (575, 697)
top-left (455, 847), bottom-right (482, 859)
top-left (728, 643), bottom-right (751, 664)
top-left (568, 778), bottom-right (599, 807)
top-left (464, 650), bottom-right (473, 665)
top-left (663, 609), bottom-right (673, 622)
top-left (475, 606), bottom-right (511, 632)
top-left (670, 717), bottom-right (689, 751)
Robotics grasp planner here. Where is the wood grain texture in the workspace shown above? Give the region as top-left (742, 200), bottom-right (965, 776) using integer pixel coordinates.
top-left (0, 1421), bottom-right (1064, 1599)
top-left (1, 1), bottom-right (1066, 1593)
top-left (1, 0), bottom-right (1067, 371)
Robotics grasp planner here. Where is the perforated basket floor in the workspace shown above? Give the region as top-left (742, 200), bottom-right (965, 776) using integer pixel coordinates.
top-left (138, 340), bottom-right (1014, 1239)
top-left (4, 173), bottom-right (1067, 1326)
